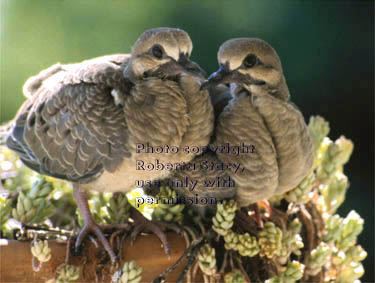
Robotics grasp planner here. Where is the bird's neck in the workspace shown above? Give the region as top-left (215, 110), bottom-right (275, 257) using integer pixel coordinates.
top-left (273, 77), bottom-right (290, 101)
top-left (245, 79), bottom-right (290, 102)
top-left (177, 75), bottom-right (214, 150)
top-left (124, 78), bottom-right (191, 149)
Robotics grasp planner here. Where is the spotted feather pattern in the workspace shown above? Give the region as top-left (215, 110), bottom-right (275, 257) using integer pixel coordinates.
top-left (7, 55), bottom-right (132, 183)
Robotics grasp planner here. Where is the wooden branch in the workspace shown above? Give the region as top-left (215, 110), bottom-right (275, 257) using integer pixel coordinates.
top-left (0, 232), bottom-right (188, 282)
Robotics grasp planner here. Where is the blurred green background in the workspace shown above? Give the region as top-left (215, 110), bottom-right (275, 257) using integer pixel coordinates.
top-left (0, 0), bottom-right (373, 281)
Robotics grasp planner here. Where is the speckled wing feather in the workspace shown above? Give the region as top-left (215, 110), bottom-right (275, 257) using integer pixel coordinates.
top-left (7, 54), bottom-right (132, 183)
top-left (252, 95), bottom-right (314, 194)
top-left (215, 94), bottom-right (279, 206)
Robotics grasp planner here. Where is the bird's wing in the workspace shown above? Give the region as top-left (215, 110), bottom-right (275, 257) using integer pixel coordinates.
top-left (214, 96), bottom-right (279, 205)
top-left (7, 54), bottom-right (132, 183)
top-left (208, 84), bottom-right (232, 142)
top-left (252, 95), bottom-right (314, 193)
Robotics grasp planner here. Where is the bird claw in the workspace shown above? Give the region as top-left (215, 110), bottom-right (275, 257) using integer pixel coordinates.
top-left (130, 207), bottom-right (173, 257)
top-left (75, 222), bottom-right (118, 264)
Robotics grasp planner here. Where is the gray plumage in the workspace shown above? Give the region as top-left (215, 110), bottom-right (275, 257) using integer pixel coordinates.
top-left (7, 28), bottom-right (214, 191)
top-left (7, 54), bottom-right (132, 183)
top-left (202, 38), bottom-right (314, 207)
top-left (6, 27), bottom-right (214, 261)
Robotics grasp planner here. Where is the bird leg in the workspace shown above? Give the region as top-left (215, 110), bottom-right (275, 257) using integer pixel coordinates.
top-left (129, 206), bottom-right (179, 257)
top-left (73, 184), bottom-right (117, 263)
top-left (253, 203), bottom-right (264, 228)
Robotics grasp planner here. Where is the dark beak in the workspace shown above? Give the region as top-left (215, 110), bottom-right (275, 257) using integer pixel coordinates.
top-left (200, 65), bottom-right (232, 90)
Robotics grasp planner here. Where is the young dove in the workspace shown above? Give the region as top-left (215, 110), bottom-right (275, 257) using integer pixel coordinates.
top-left (6, 27), bottom-right (214, 262)
top-left (201, 38), bottom-right (314, 207)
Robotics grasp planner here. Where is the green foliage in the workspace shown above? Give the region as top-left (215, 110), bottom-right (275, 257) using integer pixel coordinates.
top-left (55, 264), bottom-right (80, 283)
top-left (336, 211), bottom-right (364, 251)
top-left (0, 116), bottom-right (367, 282)
top-left (209, 116), bottom-right (366, 282)
top-left (258, 222), bottom-right (283, 259)
top-left (237, 232), bottom-right (259, 257)
top-left (0, 145), bottom-right (135, 233)
top-left (285, 171), bottom-right (315, 204)
top-left (212, 199), bottom-right (237, 236)
top-left (266, 261), bottom-right (304, 283)
top-left (317, 136), bottom-right (353, 184)
top-left (106, 193), bottom-right (131, 224)
top-left (224, 269), bottom-right (245, 283)
top-left (151, 186), bottom-right (184, 224)
top-left (0, 197), bottom-right (12, 227)
top-left (320, 172), bottom-right (349, 214)
top-left (31, 239), bottom-right (52, 263)
top-left (308, 116), bottom-right (330, 169)
top-left (224, 230), bottom-right (240, 251)
top-left (12, 178), bottom-right (55, 224)
top-left (306, 242), bottom-right (331, 276)
top-left (198, 244), bottom-right (216, 276)
top-left (279, 218), bottom-right (304, 264)
top-left (112, 260), bottom-right (143, 283)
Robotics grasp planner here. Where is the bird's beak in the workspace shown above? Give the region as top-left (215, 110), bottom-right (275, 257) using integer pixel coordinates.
top-left (200, 65), bottom-right (232, 90)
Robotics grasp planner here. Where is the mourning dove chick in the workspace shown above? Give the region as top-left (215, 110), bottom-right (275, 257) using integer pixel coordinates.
top-left (6, 27), bottom-right (214, 262)
top-left (202, 38), bottom-right (314, 207)
top-left (148, 84), bottom-right (235, 220)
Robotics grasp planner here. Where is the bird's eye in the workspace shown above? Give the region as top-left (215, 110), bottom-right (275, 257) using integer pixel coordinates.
top-left (243, 54), bottom-right (258, 68)
top-left (151, 45), bottom-right (163, 59)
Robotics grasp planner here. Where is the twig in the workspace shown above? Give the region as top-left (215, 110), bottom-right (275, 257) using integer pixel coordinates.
top-left (177, 239), bottom-right (205, 283)
top-left (219, 251), bottom-right (228, 274)
top-left (192, 260), bottom-right (200, 281)
top-left (65, 235), bottom-right (74, 264)
top-left (253, 203), bottom-right (263, 228)
top-left (299, 204), bottom-right (316, 281)
top-left (269, 207), bottom-right (288, 231)
top-left (22, 223), bottom-right (73, 237)
top-left (153, 236), bottom-right (204, 283)
top-left (182, 231), bottom-right (193, 283)
top-left (119, 233), bottom-right (127, 263)
top-left (234, 255), bottom-right (251, 283)
top-left (197, 220), bottom-right (206, 235)
top-left (182, 230), bottom-right (191, 248)
top-left (184, 226), bottom-right (198, 241)
top-left (306, 201), bottom-right (324, 239)
top-left (229, 251), bottom-right (234, 269)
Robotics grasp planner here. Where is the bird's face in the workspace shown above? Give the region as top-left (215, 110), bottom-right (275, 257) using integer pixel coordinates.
top-left (124, 27), bottom-right (206, 82)
top-left (202, 38), bottom-right (289, 100)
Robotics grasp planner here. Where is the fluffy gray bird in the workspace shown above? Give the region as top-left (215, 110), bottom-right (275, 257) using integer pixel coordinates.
top-left (6, 27), bottom-right (214, 262)
top-left (201, 38), bottom-right (314, 207)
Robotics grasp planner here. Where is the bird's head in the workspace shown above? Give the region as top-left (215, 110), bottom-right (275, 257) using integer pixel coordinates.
top-left (124, 27), bottom-right (206, 83)
top-left (202, 38), bottom-right (289, 100)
